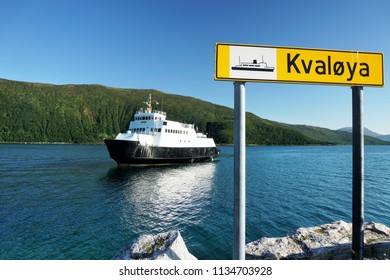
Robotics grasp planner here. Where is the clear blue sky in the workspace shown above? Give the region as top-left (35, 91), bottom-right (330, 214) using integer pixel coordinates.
top-left (1, 0), bottom-right (389, 134)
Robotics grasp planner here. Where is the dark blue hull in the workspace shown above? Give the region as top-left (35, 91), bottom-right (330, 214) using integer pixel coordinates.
top-left (104, 139), bottom-right (220, 165)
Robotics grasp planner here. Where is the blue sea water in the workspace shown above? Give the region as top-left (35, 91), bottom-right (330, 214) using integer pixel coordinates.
top-left (1, 144), bottom-right (390, 260)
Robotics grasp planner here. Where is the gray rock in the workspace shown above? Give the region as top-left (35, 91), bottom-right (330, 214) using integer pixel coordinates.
top-left (246, 220), bottom-right (390, 260)
top-left (112, 230), bottom-right (197, 260)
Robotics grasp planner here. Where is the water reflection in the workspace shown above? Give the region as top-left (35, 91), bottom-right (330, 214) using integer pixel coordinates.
top-left (105, 162), bottom-right (218, 235)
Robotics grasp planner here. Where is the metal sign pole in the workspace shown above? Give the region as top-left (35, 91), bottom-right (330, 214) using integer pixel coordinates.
top-left (233, 81), bottom-right (246, 260)
top-left (352, 86), bottom-right (364, 260)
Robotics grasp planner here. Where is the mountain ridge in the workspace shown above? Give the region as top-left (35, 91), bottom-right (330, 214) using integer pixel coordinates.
top-left (338, 127), bottom-right (390, 142)
top-left (0, 78), bottom-right (388, 145)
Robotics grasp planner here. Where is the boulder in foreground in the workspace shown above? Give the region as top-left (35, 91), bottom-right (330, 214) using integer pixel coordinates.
top-left (246, 220), bottom-right (390, 260)
top-left (113, 230), bottom-right (197, 260)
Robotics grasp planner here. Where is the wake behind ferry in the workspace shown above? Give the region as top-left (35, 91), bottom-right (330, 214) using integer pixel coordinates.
top-left (104, 95), bottom-right (220, 165)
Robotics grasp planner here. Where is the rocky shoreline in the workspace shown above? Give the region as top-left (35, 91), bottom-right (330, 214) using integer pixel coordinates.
top-left (113, 220), bottom-right (390, 260)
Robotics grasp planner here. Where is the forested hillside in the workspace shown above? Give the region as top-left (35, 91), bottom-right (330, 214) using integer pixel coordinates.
top-left (0, 78), bottom-right (387, 145)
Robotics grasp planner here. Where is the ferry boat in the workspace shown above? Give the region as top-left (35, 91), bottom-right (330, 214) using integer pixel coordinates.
top-left (231, 55), bottom-right (275, 72)
top-left (104, 95), bottom-right (220, 165)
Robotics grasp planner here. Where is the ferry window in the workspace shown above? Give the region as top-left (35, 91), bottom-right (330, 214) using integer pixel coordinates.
top-left (163, 121), bottom-right (167, 126)
top-left (158, 128), bottom-right (161, 132)
top-left (142, 128), bottom-right (145, 131)
top-left (151, 128), bottom-right (153, 132)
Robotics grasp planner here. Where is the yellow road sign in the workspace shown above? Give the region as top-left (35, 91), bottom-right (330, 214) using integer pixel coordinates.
top-left (215, 43), bottom-right (384, 87)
